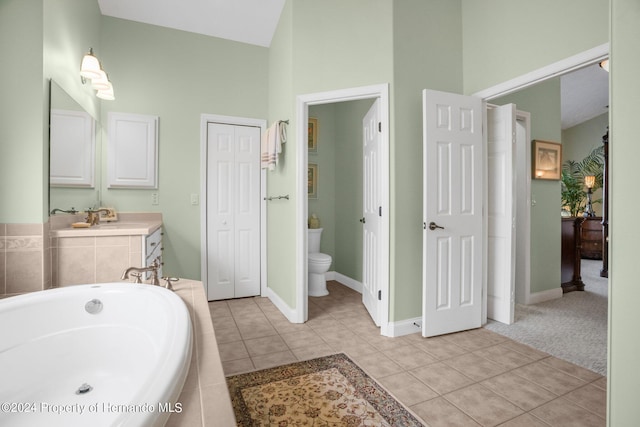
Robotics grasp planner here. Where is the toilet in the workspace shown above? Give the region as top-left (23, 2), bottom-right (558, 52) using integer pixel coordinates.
top-left (308, 228), bottom-right (332, 297)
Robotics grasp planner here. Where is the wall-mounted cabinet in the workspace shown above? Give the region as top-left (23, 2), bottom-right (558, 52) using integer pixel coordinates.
top-left (107, 112), bottom-right (158, 189)
top-left (50, 109), bottom-right (95, 187)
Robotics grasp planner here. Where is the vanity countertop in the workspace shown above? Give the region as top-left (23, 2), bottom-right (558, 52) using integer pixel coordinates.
top-left (49, 212), bottom-right (163, 237)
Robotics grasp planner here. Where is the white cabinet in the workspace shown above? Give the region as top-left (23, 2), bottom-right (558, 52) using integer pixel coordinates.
top-left (51, 224), bottom-right (163, 286)
top-left (107, 112), bottom-right (159, 189)
top-left (50, 109), bottom-right (95, 187)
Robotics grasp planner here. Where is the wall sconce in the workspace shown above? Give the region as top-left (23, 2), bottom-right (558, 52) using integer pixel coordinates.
top-left (584, 175), bottom-right (596, 217)
top-left (599, 59), bottom-right (609, 72)
top-left (80, 48), bottom-right (115, 100)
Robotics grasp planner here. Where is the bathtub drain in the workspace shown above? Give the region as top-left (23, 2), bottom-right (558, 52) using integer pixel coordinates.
top-left (85, 299), bottom-right (103, 314)
top-left (76, 383), bottom-right (93, 395)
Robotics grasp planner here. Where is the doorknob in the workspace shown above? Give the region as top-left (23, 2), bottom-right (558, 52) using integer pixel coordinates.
top-left (359, 217), bottom-right (366, 224)
top-left (428, 221), bottom-right (444, 231)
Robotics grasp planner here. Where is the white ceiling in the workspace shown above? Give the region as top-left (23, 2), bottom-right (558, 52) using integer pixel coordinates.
top-left (561, 63), bottom-right (609, 129)
top-left (97, 0), bottom-right (285, 47)
top-left (97, 1), bottom-right (609, 129)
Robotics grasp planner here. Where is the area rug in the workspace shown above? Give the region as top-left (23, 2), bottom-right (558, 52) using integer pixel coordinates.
top-left (226, 353), bottom-right (424, 426)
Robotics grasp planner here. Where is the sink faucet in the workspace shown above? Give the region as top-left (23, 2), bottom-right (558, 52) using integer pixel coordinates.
top-left (85, 208), bottom-right (112, 225)
top-left (121, 257), bottom-right (161, 286)
top-left (50, 207), bottom-right (78, 215)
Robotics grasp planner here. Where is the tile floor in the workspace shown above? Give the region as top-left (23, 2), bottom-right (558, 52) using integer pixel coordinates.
top-left (211, 281), bottom-right (606, 427)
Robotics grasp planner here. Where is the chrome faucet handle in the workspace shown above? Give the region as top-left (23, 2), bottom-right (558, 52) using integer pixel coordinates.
top-left (161, 277), bottom-right (179, 291)
top-left (130, 272), bottom-right (143, 284)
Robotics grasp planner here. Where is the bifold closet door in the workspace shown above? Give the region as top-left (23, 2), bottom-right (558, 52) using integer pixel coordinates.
top-left (207, 123), bottom-right (260, 300)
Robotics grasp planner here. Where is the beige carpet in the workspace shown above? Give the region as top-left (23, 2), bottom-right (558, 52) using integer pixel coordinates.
top-left (485, 259), bottom-right (608, 375)
top-left (226, 353), bottom-right (424, 426)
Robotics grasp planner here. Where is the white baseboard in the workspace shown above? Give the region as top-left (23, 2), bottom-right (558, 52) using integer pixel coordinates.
top-left (327, 271), bottom-right (363, 294)
top-left (266, 287), bottom-right (302, 323)
top-left (527, 287), bottom-right (563, 305)
top-left (387, 317), bottom-right (423, 337)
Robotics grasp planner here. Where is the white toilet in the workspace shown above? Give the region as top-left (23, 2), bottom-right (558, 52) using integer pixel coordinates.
top-left (308, 228), bottom-right (332, 297)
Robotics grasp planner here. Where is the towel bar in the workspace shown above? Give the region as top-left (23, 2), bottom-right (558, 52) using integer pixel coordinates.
top-left (264, 195), bottom-right (290, 201)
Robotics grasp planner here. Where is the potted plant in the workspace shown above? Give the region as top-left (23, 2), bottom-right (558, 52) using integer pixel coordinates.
top-left (561, 145), bottom-right (605, 217)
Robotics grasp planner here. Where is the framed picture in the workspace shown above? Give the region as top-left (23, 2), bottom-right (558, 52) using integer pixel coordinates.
top-left (533, 140), bottom-right (562, 180)
top-left (308, 163), bottom-right (318, 199)
top-left (308, 118), bottom-right (318, 152)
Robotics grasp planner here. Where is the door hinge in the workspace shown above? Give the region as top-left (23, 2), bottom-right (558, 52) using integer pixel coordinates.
top-left (378, 290), bottom-right (382, 300)
top-left (378, 122), bottom-right (382, 132)
top-left (378, 206), bottom-right (382, 217)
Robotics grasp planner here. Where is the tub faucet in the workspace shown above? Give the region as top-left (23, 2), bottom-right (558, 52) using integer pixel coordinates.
top-left (121, 257), bottom-right (161, 286)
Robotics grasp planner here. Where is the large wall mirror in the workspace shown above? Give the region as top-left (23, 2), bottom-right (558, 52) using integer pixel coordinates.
top-left (49, 80), bottom-right (101, 214)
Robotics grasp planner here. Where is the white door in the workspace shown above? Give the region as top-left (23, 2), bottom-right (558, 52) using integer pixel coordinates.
top-left (362, 99), bottom-right (382, 326)
top-left (422, 89), bottom-right (483, 337)
top-left (487, 104), bottom-right (516, 324)
top-left (207, 123), bottom-right (261, 300)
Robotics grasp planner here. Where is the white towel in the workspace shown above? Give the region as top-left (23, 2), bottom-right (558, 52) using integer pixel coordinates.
top-left (261, 121), bottom-right (287, 170)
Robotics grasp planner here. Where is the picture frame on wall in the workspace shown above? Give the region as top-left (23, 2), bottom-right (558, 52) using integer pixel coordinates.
top-left (533, 140), bottom-right (562, 180)
top-left (308, 163), bottom-right (318, 199)
top-left (308, 118), bottom-right (318, 153)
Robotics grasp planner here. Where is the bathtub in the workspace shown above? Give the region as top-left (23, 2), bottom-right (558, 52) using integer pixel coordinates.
top-left (0, 283), bottom-right (192, 427)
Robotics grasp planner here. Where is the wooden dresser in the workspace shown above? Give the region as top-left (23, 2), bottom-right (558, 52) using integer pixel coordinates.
top-left (581, 216), bottom-right (603, 259)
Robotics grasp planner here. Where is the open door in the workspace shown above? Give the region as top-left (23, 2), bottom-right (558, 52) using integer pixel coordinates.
top-left (487, 104), bottom-right (516, 324)
top-left (362, 99), bottom-right (382, 326)
top-left (422, 89), bottom-right (483, 337)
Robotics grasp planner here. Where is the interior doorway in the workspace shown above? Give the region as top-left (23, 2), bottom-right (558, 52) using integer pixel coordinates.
top-left (295, 84), bottom-right (391, 334)
top-left (476, 43), bottom-right (609, 306)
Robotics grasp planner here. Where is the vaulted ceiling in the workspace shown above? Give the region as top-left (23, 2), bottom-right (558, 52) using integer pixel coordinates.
top-left (97, 0), bottom-right (608, 129)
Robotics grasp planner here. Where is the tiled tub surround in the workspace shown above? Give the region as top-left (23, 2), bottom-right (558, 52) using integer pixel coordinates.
top-left (49, 213), bottom-right (162, 287)
top-left (167, 279), bottom-right (236, 426)
top-left (0, 223), bottom-right (51, 295)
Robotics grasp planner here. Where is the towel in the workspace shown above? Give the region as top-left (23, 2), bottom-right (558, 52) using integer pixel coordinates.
top-left (261, 121), bottom-right (287, 170)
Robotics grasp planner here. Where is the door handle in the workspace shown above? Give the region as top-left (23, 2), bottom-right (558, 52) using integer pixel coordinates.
top-left (359, 217), bottom-right (366, 224)
top-left (428, 221), bottom-right (444, 231)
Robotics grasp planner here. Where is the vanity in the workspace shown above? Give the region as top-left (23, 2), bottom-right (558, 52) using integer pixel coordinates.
top-left (50, 213), bottom-right (163, 287)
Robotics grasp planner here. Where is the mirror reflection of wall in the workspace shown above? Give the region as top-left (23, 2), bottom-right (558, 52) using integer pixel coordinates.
top-left (49, 80), bottom-right (101, 214)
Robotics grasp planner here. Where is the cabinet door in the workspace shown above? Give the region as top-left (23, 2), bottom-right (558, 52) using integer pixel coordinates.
top-left (50, 109), bottom-right (95, 187)
top-left (107, 112), bottom-right (158, 188)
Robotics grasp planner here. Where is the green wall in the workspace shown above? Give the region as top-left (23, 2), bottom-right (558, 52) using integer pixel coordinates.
top-left (267, 0), bottom-right (394, 309)
top-left (98, 17), bottom-right (268, 279)
top-left (562, 113), bottom-right (608, 216)
top-left (44, 0), bottom-right (103, 215)
top-left (308, 104), bottom-right (337, 258)
top-left (44, 0), bottom-right (102, 119)
top-left (391, 0), bottom-right (463, 321)
top-left (0, 0), bottom-right (46, 223)
top-left (609, 0), bottom-right (640, 424)
top-left (461, 0), bottom-right (609, 95)
top-left (265, 0), bottom-right (296, 306)
top-left (493, 79), bottom-right (563, 295)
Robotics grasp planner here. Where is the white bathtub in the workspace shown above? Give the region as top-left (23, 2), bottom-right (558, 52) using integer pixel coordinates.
top-left (0, 283), bottom-right (192, 427)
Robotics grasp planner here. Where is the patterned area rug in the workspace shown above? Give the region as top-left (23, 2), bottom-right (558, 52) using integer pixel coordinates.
top-left (226, 353), bottom-right (424, 426)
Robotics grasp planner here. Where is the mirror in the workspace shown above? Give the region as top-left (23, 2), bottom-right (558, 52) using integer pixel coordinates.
top-left (49, 80), bottom-right (101, 214)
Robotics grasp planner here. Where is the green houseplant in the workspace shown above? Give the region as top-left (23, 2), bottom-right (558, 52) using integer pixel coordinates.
top-left (561, 145), bottom-right (605, 217)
